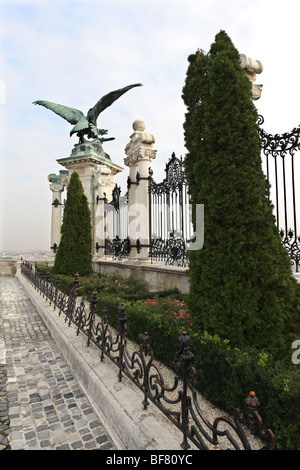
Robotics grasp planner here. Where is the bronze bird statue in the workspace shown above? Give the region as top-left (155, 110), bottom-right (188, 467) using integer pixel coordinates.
top-left (33, 83), bottom-right (142, 144)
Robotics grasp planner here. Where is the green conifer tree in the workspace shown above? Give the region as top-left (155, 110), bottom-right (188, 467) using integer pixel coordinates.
top-left (53, 171), bottom-right (93, 276)
top-left (182, 31), bottom-right (300, 357)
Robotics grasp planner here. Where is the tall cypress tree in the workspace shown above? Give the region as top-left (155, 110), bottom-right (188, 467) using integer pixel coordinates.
top-left (182, 31), bottom-right (300, 357)
top-left (53, 171), bottom-right (93, 276)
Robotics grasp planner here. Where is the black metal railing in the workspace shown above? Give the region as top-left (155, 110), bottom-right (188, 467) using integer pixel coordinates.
top-left (21, 261), bottom-right (275, 450)
top-left (258, 115), bottom-right (300, 272)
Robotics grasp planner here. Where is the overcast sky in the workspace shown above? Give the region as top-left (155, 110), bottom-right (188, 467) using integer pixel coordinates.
top-left (1, 0), bottom-right (300, 252)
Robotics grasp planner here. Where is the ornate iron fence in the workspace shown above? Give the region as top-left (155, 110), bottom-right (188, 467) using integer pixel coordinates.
top-left (96, 137), bottom-right (299, 271)
top-left (21, 261), bottom-right (275, 450)
top-left (258, 116), bottom-right (300, 272)
top-left (93, 123), bottom-right (299, 271)
top-left (148, 152), bottom-right (193, 266)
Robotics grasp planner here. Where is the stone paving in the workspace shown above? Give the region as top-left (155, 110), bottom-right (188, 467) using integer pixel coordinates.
top-left (0, 276), bottom-right (116, 450)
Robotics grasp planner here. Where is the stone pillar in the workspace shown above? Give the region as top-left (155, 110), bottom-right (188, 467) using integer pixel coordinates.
top-left (56, 140), bottom-right (123, 260)
top-left (240, 54), bottom-right (263, 100)
top-left (93, 165), bottom-right (117, 260)
top-left (48, 170), bottom-right (68, 263)
top-left (124, 119), bottom-right (157, 262)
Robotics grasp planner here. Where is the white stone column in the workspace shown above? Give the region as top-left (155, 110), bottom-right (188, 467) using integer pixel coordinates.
top-left (48, 171), bottom-right (68, 263)
top-left (124, 119), bottom-right (157, 262)
top-left (93, 165), bottom-right (116, 260)
top-left (56, 141), bottom-right (123, 265)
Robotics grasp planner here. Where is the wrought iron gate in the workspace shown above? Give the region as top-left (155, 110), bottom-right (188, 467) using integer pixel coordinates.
top-left (258, 116), bottom-right (300, 272)
top-left (148, 152), bottom-right (193, 266)
top-left (102, 184), bottom-right (130, 259)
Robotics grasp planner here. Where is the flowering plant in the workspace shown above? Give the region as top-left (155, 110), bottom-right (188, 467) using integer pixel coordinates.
top-left (138, 296), bottom-right (192, 327)
top-left (164, 298), bottom-right (192, 327)
top-left (75, 271), bottom-right (150, 300)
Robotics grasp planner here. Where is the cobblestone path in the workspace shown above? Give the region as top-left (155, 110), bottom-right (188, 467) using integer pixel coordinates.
top-left (0, 276), bottom-right (116, 450)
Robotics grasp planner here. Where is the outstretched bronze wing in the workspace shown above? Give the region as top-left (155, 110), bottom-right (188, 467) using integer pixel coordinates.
top-left (33, 100), bottom-right (85, 125)
top-left (87, 83), bottom-right (142, 123)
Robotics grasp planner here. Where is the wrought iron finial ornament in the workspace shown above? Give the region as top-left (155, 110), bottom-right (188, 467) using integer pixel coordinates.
top-left (33, 83), bottom-right (142, 144)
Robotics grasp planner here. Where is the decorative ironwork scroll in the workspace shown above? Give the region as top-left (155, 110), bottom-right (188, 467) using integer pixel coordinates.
top-left (149, 233), bottom-right (188, 267)
top-left (21, 261), bottom-right (275, 451)
top-left (104, 236), bottom-right (131, 259)
top-left (258, 115), bottom-right (300, 271)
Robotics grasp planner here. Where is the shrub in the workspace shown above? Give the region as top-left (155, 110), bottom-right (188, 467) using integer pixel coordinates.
top-left (182, 30), bottom-right (300, 358)
top-left (75, 271), bottom-right (151, 299)
top-left (53, 171), bottom-right (93, 276)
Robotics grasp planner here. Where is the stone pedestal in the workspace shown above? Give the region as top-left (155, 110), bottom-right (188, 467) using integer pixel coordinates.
top-left (124, 120), bottom-right (157, 262)
top-left (56, 140), bottom-right (123, 259)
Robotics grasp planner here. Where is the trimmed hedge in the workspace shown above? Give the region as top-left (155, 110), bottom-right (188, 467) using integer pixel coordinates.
top-left (53, 171), bottom-right (93, 276)
top-left (182, 31), bottom-right (300, 358)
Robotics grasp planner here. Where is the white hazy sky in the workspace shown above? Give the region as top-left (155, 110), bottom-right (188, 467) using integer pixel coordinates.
top-left (1, 0), bottom-right (300, 251)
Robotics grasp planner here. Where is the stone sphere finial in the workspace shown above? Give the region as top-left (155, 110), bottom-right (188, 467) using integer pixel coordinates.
top-left (132, 119), bottom-right (145, 132)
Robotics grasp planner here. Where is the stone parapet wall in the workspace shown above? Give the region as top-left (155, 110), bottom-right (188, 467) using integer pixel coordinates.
top-left (92, 259), bottom-right (189, 294)
top-left (0, 260), bottom-right (16, 276)
top-left (22, 257), bottom-right (300, 291)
